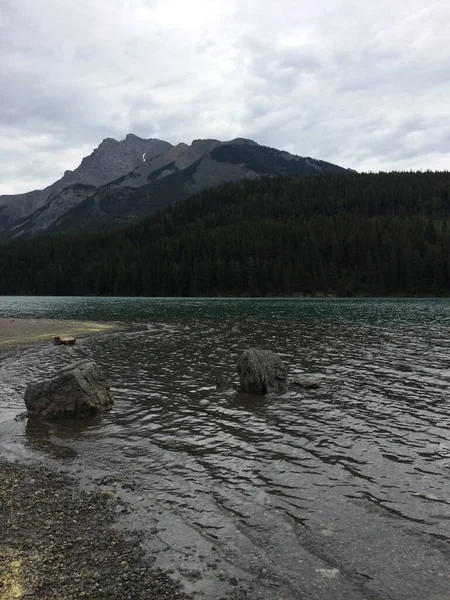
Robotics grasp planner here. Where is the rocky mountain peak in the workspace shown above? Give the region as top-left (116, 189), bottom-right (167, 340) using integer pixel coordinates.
top-left (124, 133), bottom-right (146, 142)
top-left (99, 137), bottom-right (119, 147)
top-left (224, 138), bottom-right (258, 146)
top-left (75, 136), bottom-right (172, 185)
top-left (191, 138), bottom-right (220, 150)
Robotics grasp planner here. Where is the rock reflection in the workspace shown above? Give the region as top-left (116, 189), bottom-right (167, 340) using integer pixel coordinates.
top-left (229, 391), bottom-right (270, 410)
top-left (25, 418), bottom-right (78, 459)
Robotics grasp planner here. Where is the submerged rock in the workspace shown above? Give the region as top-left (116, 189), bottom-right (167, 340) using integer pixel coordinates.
top-left (215, 375), bottom-right (236, 392)
top-left (290, 377), bottom-right (320, 389)
top-left (237, 348), bottom-right (288, 394)
top-left (25, 361), bottom-right (114, 419)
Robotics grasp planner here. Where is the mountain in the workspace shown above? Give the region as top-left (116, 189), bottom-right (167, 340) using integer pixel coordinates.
top-left (0, 136), bottom-right (348, 240)
top-left (1, 171), bottom-right (449, 297)
top-left (0, 135), bottom-right (171, 238)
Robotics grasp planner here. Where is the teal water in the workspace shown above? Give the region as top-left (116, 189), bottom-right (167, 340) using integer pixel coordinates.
top-left (1, 295), bottom-right (449, 322)
top-left (0, 297), bottom-right (450, 600)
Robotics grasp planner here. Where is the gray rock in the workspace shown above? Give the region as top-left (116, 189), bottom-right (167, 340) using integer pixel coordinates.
top-left (237, 348), bottom-right (288, 394)
top-left (25, 361), bottom-right (113, 419)
top-left (290, 377), bottom-right (320, 389)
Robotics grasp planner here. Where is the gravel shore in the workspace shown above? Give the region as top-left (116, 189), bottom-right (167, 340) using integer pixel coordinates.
top-left (0, 460), bottom-right (192, 600)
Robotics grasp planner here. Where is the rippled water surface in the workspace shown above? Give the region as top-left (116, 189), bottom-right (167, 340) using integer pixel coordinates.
top-left (1, 297), bottom-right (450, 600)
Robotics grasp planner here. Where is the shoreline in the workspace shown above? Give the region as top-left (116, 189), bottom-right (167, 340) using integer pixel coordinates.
top-left (0, 317), bottom-right (122, 354)
top-left (0, 318), bottom-right (194, 600)
top-left (0, 319), bottom-right (247, 600)
top-left (0, 458), bottom-right (191, 600)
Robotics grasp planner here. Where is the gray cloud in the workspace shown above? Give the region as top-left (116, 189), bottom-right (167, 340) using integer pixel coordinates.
top-left (1, 0), bottom-right (449, 194)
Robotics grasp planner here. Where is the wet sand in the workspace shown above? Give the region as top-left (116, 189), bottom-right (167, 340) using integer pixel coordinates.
top-left (0, 318), bottom-right (120, 352)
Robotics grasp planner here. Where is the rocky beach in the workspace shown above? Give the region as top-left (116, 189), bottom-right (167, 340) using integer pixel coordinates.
top-left (0, 318), bottom-right (195, 600)
top-left (0, 317), bottom-right (193, 600)
top-left (0, 317), bottom-right (174, 600)
top-left (0, 459), bottom-right (193, 600)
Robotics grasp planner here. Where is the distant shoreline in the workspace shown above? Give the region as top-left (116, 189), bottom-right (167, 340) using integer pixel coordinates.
top-left (1, 293), bottom-right (449, 298)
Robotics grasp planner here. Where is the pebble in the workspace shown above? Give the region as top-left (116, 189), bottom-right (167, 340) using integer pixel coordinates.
top-left (0, 460), bottom-right (191, 600)
top-left (0, 459), bottom-right (251, 600)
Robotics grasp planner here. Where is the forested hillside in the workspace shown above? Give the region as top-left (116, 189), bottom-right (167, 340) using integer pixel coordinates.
top-left (1, 171), bottom-right (450, 297)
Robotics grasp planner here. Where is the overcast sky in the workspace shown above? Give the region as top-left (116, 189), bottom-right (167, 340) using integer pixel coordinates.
top-left (1, 0), bottom-right (449, 195)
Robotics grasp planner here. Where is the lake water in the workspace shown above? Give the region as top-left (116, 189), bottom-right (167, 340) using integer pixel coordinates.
top-left (1, 297), bottom-right (450, 600)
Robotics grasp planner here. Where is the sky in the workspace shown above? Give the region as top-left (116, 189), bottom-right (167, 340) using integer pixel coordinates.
top-left (1, 0), bottom-right (449, 195)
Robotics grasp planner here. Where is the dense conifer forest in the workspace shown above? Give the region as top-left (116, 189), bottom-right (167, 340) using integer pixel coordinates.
top-left (1, 171), bottom-right (450, 296)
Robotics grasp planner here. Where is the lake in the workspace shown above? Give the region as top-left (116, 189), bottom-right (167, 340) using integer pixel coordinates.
top-left (1, 297), bottom-right (450, 599)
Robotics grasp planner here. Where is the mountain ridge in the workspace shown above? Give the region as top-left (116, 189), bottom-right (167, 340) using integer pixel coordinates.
top-left (0, 134), bottom-right (171, 235)
top-left (0, 136), bottom-right (350, 239)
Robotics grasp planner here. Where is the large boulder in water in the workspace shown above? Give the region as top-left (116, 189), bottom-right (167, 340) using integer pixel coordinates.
top-left (25, 361), bottom-right (114, 419)
top-left (237, 348), bottom-right (288, 394)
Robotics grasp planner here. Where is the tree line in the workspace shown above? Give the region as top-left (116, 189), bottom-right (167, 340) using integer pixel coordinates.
top-left (1, 171), bottom-right (450, 297)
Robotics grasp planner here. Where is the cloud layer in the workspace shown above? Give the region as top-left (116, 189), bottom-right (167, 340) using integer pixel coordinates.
top-left (1, 0), bottom-right (449, 194)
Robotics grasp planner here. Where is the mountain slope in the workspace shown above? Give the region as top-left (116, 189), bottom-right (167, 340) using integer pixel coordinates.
top-left (44, 139), bottom-right (349, 235)
top-left (0, 135), bottom-right (172, 237)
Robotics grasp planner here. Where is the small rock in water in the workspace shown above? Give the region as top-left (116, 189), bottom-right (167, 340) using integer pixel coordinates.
top-left (24, 361), bottom-right (114, 420)
top-left (237, 348), bottom-right (288, 394)
top-left (290, 377), bottom-right (320, 389)
top-left (215, 375), bottom-right (236, 392)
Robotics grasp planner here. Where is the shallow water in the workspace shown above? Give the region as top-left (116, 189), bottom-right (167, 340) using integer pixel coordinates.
top-left (1, 297), bottom-right (450, 599)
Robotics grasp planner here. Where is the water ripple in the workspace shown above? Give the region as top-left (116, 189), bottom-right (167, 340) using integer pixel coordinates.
top-left (1, 298), bottom-right (450, 599)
